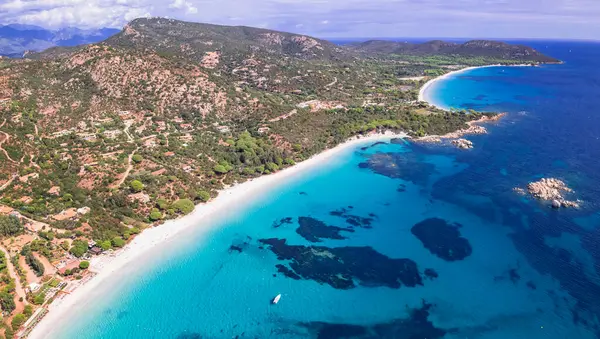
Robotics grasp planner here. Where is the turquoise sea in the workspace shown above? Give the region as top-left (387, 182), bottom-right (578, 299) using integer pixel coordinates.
top-left (51, 40), bottom-right (600, 338)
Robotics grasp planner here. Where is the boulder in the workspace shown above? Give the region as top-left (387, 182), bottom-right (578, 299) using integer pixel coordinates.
top-left (551, 200), bottom-right (561, 209)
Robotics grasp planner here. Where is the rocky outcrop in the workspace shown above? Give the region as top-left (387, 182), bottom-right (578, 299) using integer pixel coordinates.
top-left (451, 138), bottom-right (473, 149)
top-left (522, 178), bottom-right (582, 209)
top-left (417, 113), bottom-right (504, 147)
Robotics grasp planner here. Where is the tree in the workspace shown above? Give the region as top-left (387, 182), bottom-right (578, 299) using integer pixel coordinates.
top-left (149, 208), bottom-right (162, 221)
top-left (24, 305), bottom-right (32, 317)
top-left (266, 162), bottom-right (279, 172)
top-left (11, 313), bottom-right (25, 330)
top-left (98, 240), bottom-right (112, 251)
top-left (197, 190), bottom-right (211, 202)
top-left (130, 180), bottom-right (144, 192)
top-left (79, 261), bottom-right (90, 269)
top-left (0, 291), bottom-right (15, 313)
top-left (213, 164), bottom-right (228, 174)
top-left (69, 240), bottom-right (88, 258)
top-left (111, 237), bottom-right (126, 248)
top-left (25, 254), bottom-right (44, 277)
top-left (0, 215), bottom-right (23, 237)
top-left (172, 199), bottom-right (194, 214)
top-left (132, 154), bottom-right (143, 163)
top-left (33, 293), bottom-right (45, 305)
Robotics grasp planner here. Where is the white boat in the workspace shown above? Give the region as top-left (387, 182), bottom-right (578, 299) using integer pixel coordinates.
top-left (272, 294), bottom-right (281, 304)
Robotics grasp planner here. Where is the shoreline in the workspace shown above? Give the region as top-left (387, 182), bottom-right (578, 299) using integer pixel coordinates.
top-left (27, 131), bottom-right (407, 339)
top-left (417, 64), bottom-right (534, 110)
top-left (416, 113), bottom-right (506, 144)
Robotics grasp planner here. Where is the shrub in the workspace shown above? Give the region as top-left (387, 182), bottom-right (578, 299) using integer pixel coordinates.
top-left (197, 190), bottom-right (211, 202)
top-left (79, 261), bottom-right (90, 269)
top-left (130, 180), bottom-right (144, 192)
top-left (266, 162), bottom-right (279, 172)
top-left (111, 237), bottom-right (126, 248)
top-left (149, 208), bottom-right (162, 221)
top-left (172, 199), bottom-right (194, 214)
top-left (132, 154), bottom-right (143, 163)
top-left (213, 164), bottom-right (228, 174)
top-left (156, 199), bottom-right (169, 210)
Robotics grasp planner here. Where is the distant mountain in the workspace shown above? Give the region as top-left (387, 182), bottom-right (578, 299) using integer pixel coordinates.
top-left (0, 25), bottom-right (120, 57)
top-left (103, 18), bottom-right (349, 62)
top-left (348, 39), bottom-right (561, 63)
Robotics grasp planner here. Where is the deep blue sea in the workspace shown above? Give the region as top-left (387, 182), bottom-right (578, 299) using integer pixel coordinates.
top-left (51, 41), bottom-right (600, 339)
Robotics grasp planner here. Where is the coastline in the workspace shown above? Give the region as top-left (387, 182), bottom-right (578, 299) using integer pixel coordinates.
top-left (27, 131), bottom-right (407, 339)
top-left (418, 64), bottom-right (534, 110)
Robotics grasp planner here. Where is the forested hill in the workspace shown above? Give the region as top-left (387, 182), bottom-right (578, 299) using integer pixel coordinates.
top-left (347, 39), bottom-right (561, 63)
top-left (103, 17), bottom-right (350, 62)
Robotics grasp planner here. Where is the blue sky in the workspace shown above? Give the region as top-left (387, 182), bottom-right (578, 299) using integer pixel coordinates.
top-left (0, 0), bottom-right (598, 39)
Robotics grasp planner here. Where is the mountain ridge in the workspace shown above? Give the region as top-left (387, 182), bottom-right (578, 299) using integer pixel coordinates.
top-left (0, 24), bottom-right (120, 57)
top-left (347, 39), bottom-right (561, 63)
top-left (10, 18), bottom-right (559, 64)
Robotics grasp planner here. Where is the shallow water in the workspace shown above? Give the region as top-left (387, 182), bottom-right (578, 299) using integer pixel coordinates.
top-left (56, 41), bottom-right (600, 338)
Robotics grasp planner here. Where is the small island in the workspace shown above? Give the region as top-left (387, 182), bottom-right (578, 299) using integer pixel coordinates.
top-left (515, 177), bottom-right (582, 208)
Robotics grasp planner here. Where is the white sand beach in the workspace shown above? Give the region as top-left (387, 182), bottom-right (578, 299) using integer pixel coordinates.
top-left (27, 131), bottom-right (407, 339)
top-left (418, 64), bottom-right (534, 110)
top-left (418, 66), bottom-right (482, 109)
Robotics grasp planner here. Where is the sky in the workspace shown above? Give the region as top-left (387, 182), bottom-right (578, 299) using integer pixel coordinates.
top-left (0, 0), bottom-right (598, 39)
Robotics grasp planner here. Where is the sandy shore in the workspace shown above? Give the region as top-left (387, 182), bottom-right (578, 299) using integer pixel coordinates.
top-left (418, 64), bottom-right (534, 110)
top-left (28, 131), bottom-right (407, 339)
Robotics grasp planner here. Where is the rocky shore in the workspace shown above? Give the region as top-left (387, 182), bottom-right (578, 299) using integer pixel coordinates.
top-left (515, 178), bottom-right (582, 209)
top-left (417, 113), bottom-right (505, 149)
top-left (451, 139), bottom-right (473, 149)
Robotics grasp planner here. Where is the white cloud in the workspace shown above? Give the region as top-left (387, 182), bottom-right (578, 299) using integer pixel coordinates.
top-left (169, 0), bottom-right (197, 14)
top-left (0, 0), bottom-right (597, 39)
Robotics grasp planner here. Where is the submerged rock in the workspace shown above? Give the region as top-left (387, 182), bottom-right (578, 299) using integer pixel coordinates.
top-left (424, 268), bottom-right (439, 280)
top-left (296, 216), bottom-right (354, 242)
top-left (359, 152), bottom-right (436, 186)
top-left (259, 238), bottom-right (423, 289)
top-left (272, 217), bottom-right (293, 228)
top-left (298, 301), bottom-right (448, 339)
top-left (411, 218), bottom-right (472, 261)
top-left (329, 207), bottom-right (375, 228)
top-left (360, 141), bottom-right (387, 151)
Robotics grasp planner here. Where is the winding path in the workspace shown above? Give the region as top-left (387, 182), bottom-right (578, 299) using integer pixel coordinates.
top-left (0, 131), bottom-right (17, 163)
top-left (325, 76), bottom-right (338, 89)
top-left (0, 174), bottom-right (17, 191)
top-left (112, 147), bottom-right (139, 188)
top-left (123, 121), bottom-right (134, 143)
